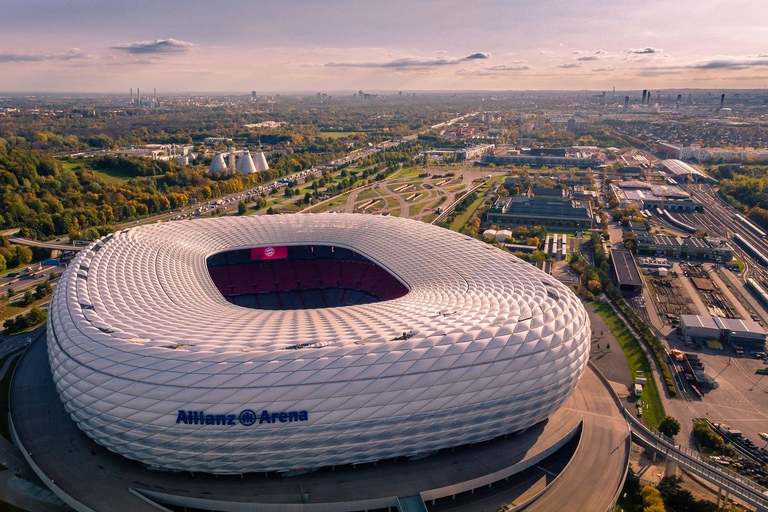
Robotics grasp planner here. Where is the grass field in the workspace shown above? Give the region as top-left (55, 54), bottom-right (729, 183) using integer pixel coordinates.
top-left (449, 183), bottom-right (490, 232)
top-left (594, 301), bottom-right (665, 428)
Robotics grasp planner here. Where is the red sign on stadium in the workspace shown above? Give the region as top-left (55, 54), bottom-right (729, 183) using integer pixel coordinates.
top-left (251, 246), bottom-right (288, 260)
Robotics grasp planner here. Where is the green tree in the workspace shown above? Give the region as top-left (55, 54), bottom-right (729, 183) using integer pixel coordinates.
top-left (35, 280), bottom-right (52, 300)
top-left (16, 245), bottom-right (32, 265)
top-left (237, 201), bottom-right (247, 215)
top-left (0, 253), bottom-right (5, 272)
top-left (22, 290), bottom-right (34, 306)
top-left (658, 416), bottom-right (681, 438)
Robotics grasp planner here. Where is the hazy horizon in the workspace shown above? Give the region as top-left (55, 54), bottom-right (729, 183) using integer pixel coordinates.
top-left (2, 0), bottom-right (768, 93)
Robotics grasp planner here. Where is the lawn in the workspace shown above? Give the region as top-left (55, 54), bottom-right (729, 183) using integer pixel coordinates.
top-left (449, 183), bottom-right (490, 232)
top-left (594, 301), bottom-right (666, 428)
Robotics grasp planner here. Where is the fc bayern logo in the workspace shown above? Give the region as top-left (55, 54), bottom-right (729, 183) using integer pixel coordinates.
top-left (264, 247), bottom-right (275, 257)
top-left (239, 409), bottom-right (257, 426)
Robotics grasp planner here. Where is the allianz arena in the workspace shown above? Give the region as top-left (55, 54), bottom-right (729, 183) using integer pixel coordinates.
top-left (47, 213), bottom-right (591, 474)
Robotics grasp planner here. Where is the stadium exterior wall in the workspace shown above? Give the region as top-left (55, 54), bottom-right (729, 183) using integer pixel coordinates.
top-left (47, 214), bottom-right (590, 473)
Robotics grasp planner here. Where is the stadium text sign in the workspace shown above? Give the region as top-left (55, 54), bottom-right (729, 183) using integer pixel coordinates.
top-left (176, 409), bottom-right (309, 426)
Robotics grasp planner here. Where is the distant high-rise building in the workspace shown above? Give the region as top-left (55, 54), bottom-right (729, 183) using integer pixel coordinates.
top-left (251, 91), bottom-right (256, 100)
top-left (720, 93), bottom-right (725, 108)
top-left (647, 91), bottom-right (652, 105)
top-left (137, 88), bottom-right (140, 107)
top-left (676, 94), bottom-right (682, 109)
top-left (130, 88), bottom-right (133, 105)
top-left (642, 89), bottom-right (647, 104)
top-left (624, 96), bottom-right (630, 110)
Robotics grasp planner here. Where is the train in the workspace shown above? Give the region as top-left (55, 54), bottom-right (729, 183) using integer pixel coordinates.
top-left (657, 208), bottom-right (696, 233)
top-left (735, 214), bottom-right (768, 239)
top-left (746, 278), bottom-right (768, 308)
top-left (732, 233), bottom-right (768, 266)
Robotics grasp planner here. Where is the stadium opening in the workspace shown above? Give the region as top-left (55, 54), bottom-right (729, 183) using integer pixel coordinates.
top-left (207, 245), bottom-right (409, 310)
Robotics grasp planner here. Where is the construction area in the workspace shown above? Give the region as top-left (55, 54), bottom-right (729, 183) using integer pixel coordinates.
top-left (681, 263), bottom-right (742, 319)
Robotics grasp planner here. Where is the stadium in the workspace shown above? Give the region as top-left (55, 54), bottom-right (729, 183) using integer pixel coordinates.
top-left (45, 213), bottom-right (590, 474)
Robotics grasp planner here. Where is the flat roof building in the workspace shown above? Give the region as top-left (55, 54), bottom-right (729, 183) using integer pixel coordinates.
top-left (610, 248), bottom-right (643, 294)
top-left (610, 180), bottom-right (703, 212)
top-left (486, 195), bottom-right (594, 229)
top-left (680, 315), bottom-right (767, 352)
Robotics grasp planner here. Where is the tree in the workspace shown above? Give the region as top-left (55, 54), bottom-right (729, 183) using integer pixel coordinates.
top-left (22, 290), bottom-right (34, 306)
top-left (658, 416), bottom-right (681, 438)
top-left (16, 245), bottom-right (32, 265)
top-left (0, 253), bottom-right (5, 273)
top-left (35, 280), bottom-right (52, 300)
top-left (237, 201), bottom-right (247, 215)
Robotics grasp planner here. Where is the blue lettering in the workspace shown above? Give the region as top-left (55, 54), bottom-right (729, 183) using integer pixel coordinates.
top-left (176, 409), bottom-right (308, 425)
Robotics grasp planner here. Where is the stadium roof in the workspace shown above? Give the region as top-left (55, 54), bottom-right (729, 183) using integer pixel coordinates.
top-left (48, 214), bottom-right (590, 473)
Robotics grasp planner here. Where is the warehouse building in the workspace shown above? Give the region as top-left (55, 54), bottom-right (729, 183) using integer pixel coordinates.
top-left (486, 195), bottom-right (594, 229)
top-left (610, 248), bottom-right (643, 294)
top-left (679, 315), bottom-right (767, 352)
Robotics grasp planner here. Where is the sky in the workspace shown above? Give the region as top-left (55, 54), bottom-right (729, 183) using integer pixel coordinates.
top-left (1, 0), bottom-right (768, 93)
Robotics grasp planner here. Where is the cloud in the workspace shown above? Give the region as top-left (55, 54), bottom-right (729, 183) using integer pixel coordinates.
top-left (591, 67), bottom-right (616, 72)
top-left (0, 48), bottom-right (86, 63)
top-left (625, 47), bottom-right (662, 54)
top-left (688, 55), bottom-right (768, 70)
top-left (326, 52), bottom-right (491, 69)
top-left (572, 49), bottom-right (608, 56)
top-left (112, 38), bottom-right (196, 54)
top-left (456, 63), bottom-right (530, 76)
top-left (576, 56), bottom-right (600, 61)
top-left (558, 63), bottom-right (581, 68)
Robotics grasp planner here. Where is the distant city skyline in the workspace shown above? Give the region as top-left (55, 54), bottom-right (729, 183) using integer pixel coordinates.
top-left (1, 0), bottom-right (767, 92)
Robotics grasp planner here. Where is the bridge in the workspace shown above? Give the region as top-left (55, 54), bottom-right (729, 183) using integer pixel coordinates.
top-left (590, 361), bottom-right (768, 511)
top-left (8, 236), bottom-right (86, 252)
top-left (627, 411), bottom-right (768, 511)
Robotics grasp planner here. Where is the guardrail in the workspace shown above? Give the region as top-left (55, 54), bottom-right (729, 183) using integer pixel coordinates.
top-left (626, 411), bottom-right (768, 511)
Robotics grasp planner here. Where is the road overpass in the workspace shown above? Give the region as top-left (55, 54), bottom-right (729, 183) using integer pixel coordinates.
top-left (8, 236), bottom-right (85, 252)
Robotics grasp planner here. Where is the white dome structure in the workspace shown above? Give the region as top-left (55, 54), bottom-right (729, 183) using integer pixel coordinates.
top-left (236, 150), bottom-right (257, 174)
top-left (254, 150), bottom-right (269, 172)
top-left (47, 214), bottom-right (590, 474)
top-left (208, 152), bottom-right (227, 174)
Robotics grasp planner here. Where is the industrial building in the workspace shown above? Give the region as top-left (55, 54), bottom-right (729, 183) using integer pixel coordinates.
top-left (209, 149), bottom-right (269, 174)
top-left (679, 315), bottom-right (767, 352)
top-left (480, 147), bottom-right (601, 168)
top-left (635, 234), bottom-right (734, 262)
top-left (486, 194), bottom-right (594, 229)
top-left (610, 180), bottom-right (703, 212)
top-left (657, 158), bottom-right (714, 183)
top-left (610, 248), bottom-right (644, 294)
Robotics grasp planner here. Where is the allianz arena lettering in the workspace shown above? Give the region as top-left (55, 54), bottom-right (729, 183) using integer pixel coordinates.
top-left (175, 409), bottom-right (309, 426)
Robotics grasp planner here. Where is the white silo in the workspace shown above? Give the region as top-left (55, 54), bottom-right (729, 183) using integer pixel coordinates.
top-left (209, 153), bottom-right (228, 174)
top-left (236, 151), bottom-right (258, 174)
top-left (254, 151), bottom-right (269, 172)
